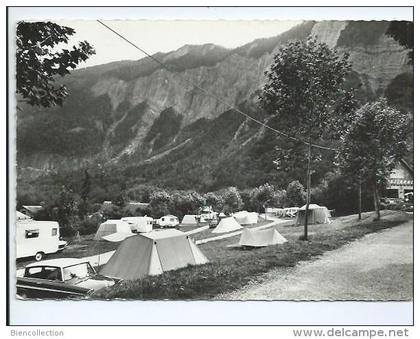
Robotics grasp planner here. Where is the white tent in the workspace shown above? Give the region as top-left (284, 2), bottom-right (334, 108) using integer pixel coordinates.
top-left (100, 229), bottom-right (208, 280)
top-left (121, 216), bottom-right (153, 233)
top-left (94, 219), bottom-right (133, 241)
top-left (295, 204), bottom-right (331, 226)
top-left (16, 211), bottom-right (31, 221)
top-left (233, 211), bottom-right (259, 225)
top-left (238, 227), bottom-right (288, 247)
top-left (181, 215), bottom-right (198, 226)
top-left (212, 216), bottom-right (243, 234)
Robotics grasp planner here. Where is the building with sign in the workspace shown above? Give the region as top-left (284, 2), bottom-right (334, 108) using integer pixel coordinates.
top-left (386, 160), bottom-right (414, 200)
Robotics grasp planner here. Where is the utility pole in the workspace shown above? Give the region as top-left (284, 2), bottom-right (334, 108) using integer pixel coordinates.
top-left (303, 142), bottom-right (312, 241)
top-left (358, 176), bottom-right (362, 221)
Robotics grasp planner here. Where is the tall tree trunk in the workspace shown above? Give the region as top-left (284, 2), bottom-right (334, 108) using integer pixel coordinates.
top-left (303, 142), bottom-right (312, 240)
top-left (373, 176), bottom-right (381, 220)
top-left (358, 176), bottom-right (362, 221)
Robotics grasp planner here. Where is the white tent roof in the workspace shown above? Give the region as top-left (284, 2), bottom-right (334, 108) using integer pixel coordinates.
top-left (299, 204), bottom-right (322, 210)
top-left (212, 216), bottom-right (243, 234)
top-left (102, 232), bottom-right (135, 242)
top-left (143, 229), bottom-right (185, 240)
top-left (94, 219), bottom-right (132, 241)
top-left (181, 215), bottom-right (198, 225)
top-left (239, 227), bottom-right (287, 247)
top-left (233, 211), bottom-right (259, 225)
top-left (16, 211), bottom-right (31, 220)
top-left (121, 216), bottom-right (153, 223)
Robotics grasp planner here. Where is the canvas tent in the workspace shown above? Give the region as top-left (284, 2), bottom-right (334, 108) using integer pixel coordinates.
top-left (16, 211), bottom-right (31, 221)
top-left (181, 215), bottom-right (198, 226)
top-left (295, 204), bottom-right (331, 226)
top-left (100, 229), bottom-right (208, 280)
top-left (212, 216), bottom-right (243, 234)
top-left (94, 219), bottom-right (133, 241)
top-left (238, 227), bottom-right (288, 247)
top-left (233, 211), bottom-right (259, 225)
top-left (121, 216), bottom-right (153, 233)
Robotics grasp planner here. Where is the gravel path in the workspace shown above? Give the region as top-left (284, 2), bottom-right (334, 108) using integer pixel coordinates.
top-left (219, 220), bottom-right (413, 301)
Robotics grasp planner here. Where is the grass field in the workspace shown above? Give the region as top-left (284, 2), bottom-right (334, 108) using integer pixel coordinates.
top-left (93, 210), bottom-right (411, 300)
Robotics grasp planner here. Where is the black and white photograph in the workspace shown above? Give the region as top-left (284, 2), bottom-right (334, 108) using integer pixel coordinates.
top-left (6, 4), bottom-right (415, 327)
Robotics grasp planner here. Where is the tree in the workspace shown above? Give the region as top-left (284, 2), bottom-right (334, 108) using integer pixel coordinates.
top-left (337, 98), bottom-right (410, 220)
top-left (148, 191), bottom-right (172, 218)
top-left (204, 192), bottom-right (224, 212)
top-left (286, 180), bottom-right (306, 207)
top-left (171, 191), bottom-right (205, 219)
top-left (386, 21), bottom-right (413, 64)
top-left (16, 21), bottom-right (95, 107)
top-left (112, 191), bottom-right (128, 208)
top-left (250, 183), bottom-right (276, 213)
top-left (260, 37), bottom-right (355, 240)
top-left (221, 187), bottom-right (243, 214)
top-left (271, 189), bottom-right (287, 208)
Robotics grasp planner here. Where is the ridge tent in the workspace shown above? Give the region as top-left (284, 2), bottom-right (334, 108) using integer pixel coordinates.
top-left (212, 216), bottom-right (243, 234)
top-left (233, 211), bottom-right (259, 225)
top-left (100, 229), bottom-right (208, 280)
top-left (94, 219), bottom-right (133, 241)
top-left (295, 204), bottom-right (331, 226)
top-left (181, 215), bottom-right (198, 226)
top-left (238, 227), bottom-right (288, 247)
top-left (17, 211), bottom-right (31, 221)
top-left (121, 216), bottom-right (153, 233)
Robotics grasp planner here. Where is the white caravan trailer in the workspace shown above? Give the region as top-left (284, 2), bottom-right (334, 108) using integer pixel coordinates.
top-left (16, 221), bottom-right (67, 261)
top-left (121, 216), bottom-right (153, 233)
top-left (156, 215), bottom-right (180, 228)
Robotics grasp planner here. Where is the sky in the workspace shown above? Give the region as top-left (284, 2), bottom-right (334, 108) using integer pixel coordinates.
top-left (55, 20), bottom-right (302, 68)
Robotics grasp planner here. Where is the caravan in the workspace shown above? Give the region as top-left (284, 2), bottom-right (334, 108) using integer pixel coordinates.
top-left (121, 216), bottom-right (153, 233)
top-left (16, 221), bottom-right (67, 261)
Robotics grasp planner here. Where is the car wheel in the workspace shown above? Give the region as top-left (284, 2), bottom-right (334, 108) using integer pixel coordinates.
top-left (34, 252), bottom-right (44, 261)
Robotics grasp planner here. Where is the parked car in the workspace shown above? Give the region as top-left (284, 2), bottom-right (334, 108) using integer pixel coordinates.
top-left (16, 220), bottom-right (68, 261)
top-left (156, 215), bottom-right (180, 228)
top-left (208, 216), bottom-right (219, 228)
top-left (380, 197), bottom-right (405, 210)
top-left (16, 258), bottom-right (118, 299)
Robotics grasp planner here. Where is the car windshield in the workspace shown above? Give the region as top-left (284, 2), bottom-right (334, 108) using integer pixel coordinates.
top-left (62, 263), bottom-right (94, 281)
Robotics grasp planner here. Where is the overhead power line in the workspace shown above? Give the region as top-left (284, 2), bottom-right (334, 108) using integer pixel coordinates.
top-left (96, 20), bottom-right (336, 152)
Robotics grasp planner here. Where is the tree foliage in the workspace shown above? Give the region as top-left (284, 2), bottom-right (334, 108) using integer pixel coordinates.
top-left (337, 98), bottom-right (410, 219)
top-left (148, 190), bottom-right (172, 218)
top-left (16, 21), bottom-right (95, 107)
top-left (260, 36), bottom-right (356, 144)
top-left (221, 187), bottom-right (244, 214)
top-left (386, 21), bottom-right (413, 64)
top-left (286, 180), bottom-right (306, 207)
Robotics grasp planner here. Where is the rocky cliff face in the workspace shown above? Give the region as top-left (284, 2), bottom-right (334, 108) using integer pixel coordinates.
top-left (16, 20), bottom-right (412, 181)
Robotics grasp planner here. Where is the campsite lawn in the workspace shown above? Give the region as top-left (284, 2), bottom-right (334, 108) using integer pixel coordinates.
top-left (93, 210), bottom-right (411, 300)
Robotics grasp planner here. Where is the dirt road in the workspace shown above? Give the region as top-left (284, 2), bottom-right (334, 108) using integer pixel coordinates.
top-left (220, 221), bottom-right (413, 301)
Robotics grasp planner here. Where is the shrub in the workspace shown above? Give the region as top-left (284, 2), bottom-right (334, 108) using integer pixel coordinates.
top-left (286, 180), bottom-right (306, 207)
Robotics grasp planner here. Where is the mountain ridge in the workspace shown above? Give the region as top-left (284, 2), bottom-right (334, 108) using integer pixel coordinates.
top-left (17, 20), bottom-right (413, 193)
